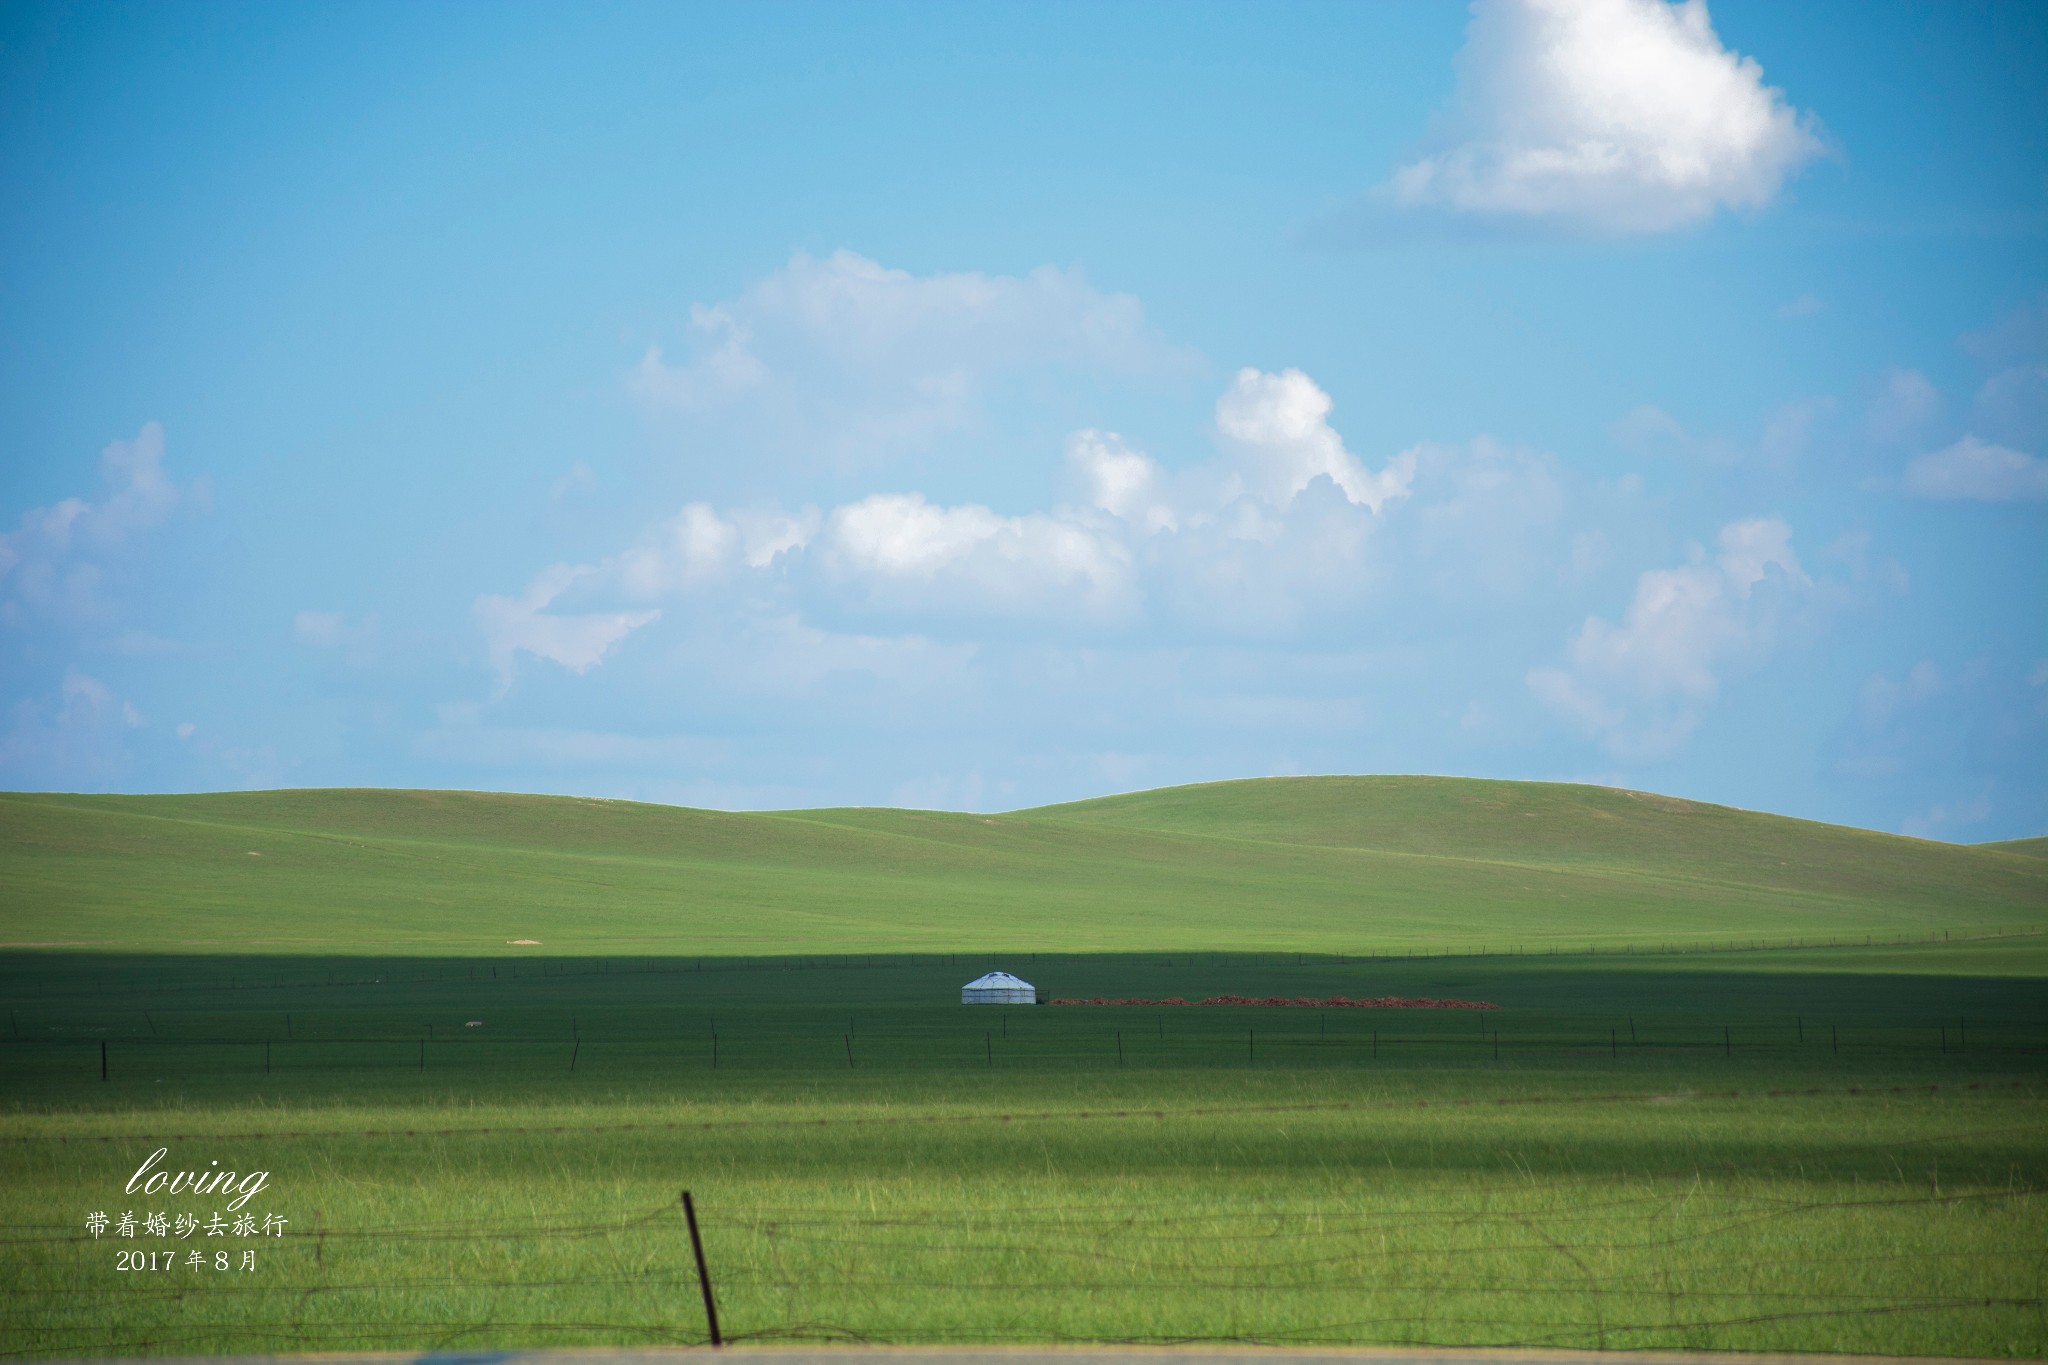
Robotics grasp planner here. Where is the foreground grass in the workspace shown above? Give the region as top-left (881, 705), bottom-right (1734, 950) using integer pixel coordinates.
top-left (2, 945), bottom-right (2043, 1357)
top-left (3, 1069), bottom-right (2042, 1356)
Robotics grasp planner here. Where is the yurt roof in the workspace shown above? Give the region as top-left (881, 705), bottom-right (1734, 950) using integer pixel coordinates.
top-left (962, 971), bottom-right (1033, 989)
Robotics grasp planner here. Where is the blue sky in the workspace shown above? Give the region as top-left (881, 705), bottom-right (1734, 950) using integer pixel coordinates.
top-left (2, 0), bottom-right (2044, 839)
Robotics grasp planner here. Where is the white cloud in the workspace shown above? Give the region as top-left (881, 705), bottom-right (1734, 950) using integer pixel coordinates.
top-left (1901, 436), bottom-right (2048, 502)
top-left (0, 422), bottom-right (189, 627)
top-left (614, 503), bottom-right (742, 596)
top-left (473, 564), bottom-right (660, 687)
top-left (1776, 293), bottom-right (1824, 319)
top-left (1067, 430), bottom-right (1179, 533)
top-left (1527, 516), bottom-right (1809, 757)
top-left (628, 250), bottom-right (1188, 472)
top-left (1215, 369), bottom-right (1416, 512)
top-left (1389, 0), bottom-right (1824, 234)
top-left (817, 493), bottom-right (1137, 622)
top-left (478, 363), bottom-right (1433, 669)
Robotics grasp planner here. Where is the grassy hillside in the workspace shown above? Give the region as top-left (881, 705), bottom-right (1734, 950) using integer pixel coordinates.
top-left (1, 778), bottom-right (2042, 956)
top-left (1984, 834), bottom-right (2048, 859)
top-left (1026, 775), bottom-right (2043, 899)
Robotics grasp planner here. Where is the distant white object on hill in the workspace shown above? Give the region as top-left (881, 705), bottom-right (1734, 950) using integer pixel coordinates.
top-left (961, 971), bottom-right (1036, 1005)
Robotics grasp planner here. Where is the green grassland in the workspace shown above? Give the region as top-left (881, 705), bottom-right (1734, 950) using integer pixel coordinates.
top-left (3, 778), bottom-right (2045, 956)
top-left (1, 777), bottom-right (2044, 1357)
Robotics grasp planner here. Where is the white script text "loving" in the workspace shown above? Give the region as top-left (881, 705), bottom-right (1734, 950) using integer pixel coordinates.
top-left (126, 1149), bottom-right (270, 1211)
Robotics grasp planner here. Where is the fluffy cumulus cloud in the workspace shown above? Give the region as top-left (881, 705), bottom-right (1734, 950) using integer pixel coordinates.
top-left (473, 364), bottom-right (1430, 680)
top-left (1214, 369), bottom-right (1415, 512)
top-left (1527, 516), bottom-right (1809, 757)
top-left (0, 422), bottom-right (188, 627)
top-left (815, 494), bottom-right (1136, 623)
top-left (469, 250), bottom-right (1882, 809)
top-left (628, 250), bottom-right (1189, 473)
top-left (1390, 0), bottom-right (1824, 234)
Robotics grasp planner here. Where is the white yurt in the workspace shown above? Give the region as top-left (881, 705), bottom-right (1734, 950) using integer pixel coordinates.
top-left (961, 971), bottom-right (1036, 1005)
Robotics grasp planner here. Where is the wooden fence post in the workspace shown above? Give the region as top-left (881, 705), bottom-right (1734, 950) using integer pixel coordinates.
top-left (682, 1191), bottom-right (723, 1346)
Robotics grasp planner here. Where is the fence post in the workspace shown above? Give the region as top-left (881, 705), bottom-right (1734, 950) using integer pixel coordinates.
top-left (568, 1040), bottom-right (578, 1072)
top-left (681, 1191), bottom-right (723, 1346)
top-left (1116, 1030), bottom-right (1123, 1066)
top-left (843, 1035), bottom-right (854, 1069)
top-left (100, 1040), bottom-right (107, 1081)
top-left (1723, 1026), bottom-right (1731, 1058)
top-left (1248, 1028), bottom-right (1255, 1065)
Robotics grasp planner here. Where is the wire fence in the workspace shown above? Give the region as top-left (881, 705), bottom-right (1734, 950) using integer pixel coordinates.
top-left (3, 1181), bottom-right (2042, 1356)
top-left (2, 1019), bottom-right (2041, 1087)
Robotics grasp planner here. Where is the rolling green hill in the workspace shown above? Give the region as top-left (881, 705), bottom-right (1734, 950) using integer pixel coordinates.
top-left (1982, 834), bottom-right (2048, 859)
top-left (1, 778), bottom-right (2042, 956)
